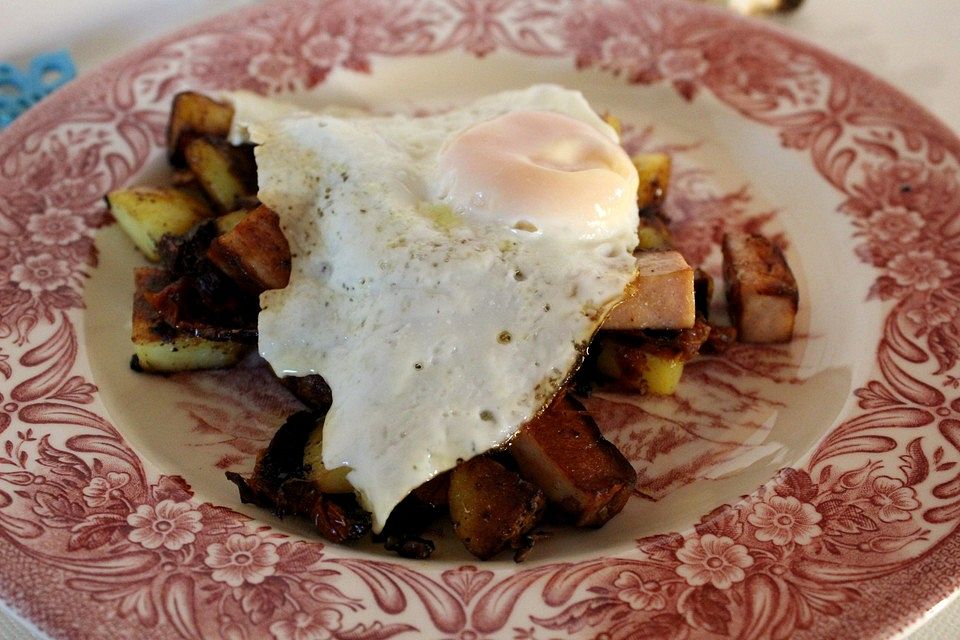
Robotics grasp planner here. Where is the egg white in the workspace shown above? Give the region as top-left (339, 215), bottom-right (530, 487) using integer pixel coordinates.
top-left (236, 86), bottom-right (639, 531)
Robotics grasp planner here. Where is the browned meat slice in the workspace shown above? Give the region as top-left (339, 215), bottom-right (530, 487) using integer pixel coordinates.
top-left (722, 232), bottom-right (798, 343)
top-left (207, 204), bottom-right (291, 293)
top-left (226, 411), bottom-right (371, 543)
top-left (448, 456), bottom-right (545, 560)
top-left (602, 250), bottom-right (696, 331)
top-left (510, 395), bottom-right (636, 527)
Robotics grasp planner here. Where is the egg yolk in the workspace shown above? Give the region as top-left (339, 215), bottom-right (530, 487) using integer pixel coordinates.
top-left (437, 110), bottom-right (639, 241)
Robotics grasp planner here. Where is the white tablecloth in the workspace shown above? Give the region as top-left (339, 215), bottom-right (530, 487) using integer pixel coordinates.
top-left (1, 1), bottom-right (958, 637)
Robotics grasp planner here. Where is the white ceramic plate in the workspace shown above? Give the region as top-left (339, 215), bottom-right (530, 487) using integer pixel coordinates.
top-left (1, 1), bottom-right (959, 637)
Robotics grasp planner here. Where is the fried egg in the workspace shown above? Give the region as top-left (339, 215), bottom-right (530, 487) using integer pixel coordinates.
top-left (231, 86), bottom-right (639, 530)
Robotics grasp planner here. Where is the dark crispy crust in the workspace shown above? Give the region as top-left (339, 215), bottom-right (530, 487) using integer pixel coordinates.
top-left (448, 456), bottom-right (546, 560)
top-left (149, 221), bottom-right (260, 341)
top-left (510, 395), bottom-right (636, 527)
top-left (225, 411), bottom-right (371, 543)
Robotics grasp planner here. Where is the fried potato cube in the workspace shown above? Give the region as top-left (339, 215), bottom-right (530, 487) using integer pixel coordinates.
top-left (207, 204), bottom-right (291, 292)
top-left (183, 136), bottom-right (257, 212)
top-left (448, 456), bottom-right (545, 560)
top-left (722, 232), bottom-right (798, 343)
top-left (107, 187), bottom-right (213, 262)
top-left (167, 91), bottom-right (234, 165)
top-left (602, 251), bottom-right (695, 331)
top-left (592, 319), bottom-right (710, 395)
top-left (595, 340), bottom-right (686, 395)
top-left (633, 153), bottom-right (671, 210)
top-left (131, 268), bottom-right (246, 372)
top-left (510, 395), bottom-right (636, 527)
top-left (302, 422), bottom-right (354, 494)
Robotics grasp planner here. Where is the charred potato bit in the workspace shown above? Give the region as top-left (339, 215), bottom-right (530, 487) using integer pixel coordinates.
top-left (510, 395), bottom-right (636, 527)
top-left (722, 232), bottom-right (798, 343)
top-left (167, 91), bottom-right (235, 165)
top-left (603, 251), bottom-right (695, 331)
top-left (184, 136), bottom-right (257, 212)
top-left (449, 456), bottom-right (546, 560)
top-left (207, 204), bottom-right (291, 293)
top-left (107, 187), bottom-right (213, 261)
top-left (131, 268), bottom-right (247, 372)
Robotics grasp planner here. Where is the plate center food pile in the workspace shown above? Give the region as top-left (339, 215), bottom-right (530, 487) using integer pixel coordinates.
top-left (107, 83), bottom-right (797, 561)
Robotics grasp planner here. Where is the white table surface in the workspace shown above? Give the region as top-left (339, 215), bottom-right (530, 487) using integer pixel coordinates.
top-left (1, 1), bottom-right (959, 638)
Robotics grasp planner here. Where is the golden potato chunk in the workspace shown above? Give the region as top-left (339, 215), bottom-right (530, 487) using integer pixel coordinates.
top-left (167, 91), bottom-right (234, 164)
top-left (722, 232), bottom-right (798, 343)
top-left (207, 204), bottom-right (291, 292)
top-left (603, 251), bottom-right (695, 331)
top-left (633, 153), bottom-right (671, 210)
top-left (510, 395), bottom-right (636, 527)
top-left (183, 136), bottom-right (257, 212)
top-left (592, 320), bottom-right (710, 395)
top-left (107, 187), bottom-right (213, 261)
top-left (449, 456), bottom-right (545, 560)
top-left (131, 268), bottom-right (247, 372)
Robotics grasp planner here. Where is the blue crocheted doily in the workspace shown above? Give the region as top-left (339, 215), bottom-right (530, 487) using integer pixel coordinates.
top-left (0, 51), bottom-right (76, 129)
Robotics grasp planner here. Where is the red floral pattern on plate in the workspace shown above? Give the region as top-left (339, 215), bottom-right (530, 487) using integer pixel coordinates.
top-left (0, 0), bottom-right (959, 638)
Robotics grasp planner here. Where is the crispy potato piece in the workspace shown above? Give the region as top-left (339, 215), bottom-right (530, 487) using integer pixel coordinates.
top-left (167, 91), bottom-right (234, 165)
top-left (184, 136), bottom-right (257, 211)
top-left (603, 251), bottom-right (695, 331)
top-left (107, 187), bottom-right (213, 261)
top-left (722, 233), bottom-right (798, 343)
top-left (449, 456), bottom-right (545, 560)
top-left (633, 153), bottom-right (671, 210)
top-left (510, 395), bottom-right (636, 527)
top-left (207, 204), bottom-right (291, 292)
top-left (131, 268), bottom-right (247, 372)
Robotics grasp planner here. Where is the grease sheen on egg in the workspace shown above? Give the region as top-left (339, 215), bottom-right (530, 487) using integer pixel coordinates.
top-left (233, 86), bottom-right (640, 531)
